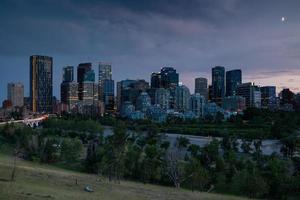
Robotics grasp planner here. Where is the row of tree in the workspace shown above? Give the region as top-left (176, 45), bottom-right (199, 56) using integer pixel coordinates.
top-left (1, 118), bottom-right (300, 199)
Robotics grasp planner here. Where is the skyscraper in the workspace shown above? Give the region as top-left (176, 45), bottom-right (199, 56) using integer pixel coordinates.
top-left (82, 69), bottom-right (97, 105)
top-left (77, 63), bottom-right (92, 100)
top-left (103, 79), bottom-right (115, 111)
top-left (98, 62), bottom-right (112, 81)
top-left (226, 69), bottom-right (242, 96)
top-left (150, 67), bottom-right (179, 89)
top-left (62, 66), bottom-right (74, 83)
top-left (60, 66), bottom-right (78, 107)
top-left (195, 77), bottom-right (208, 100)
top-left (7, 82), bottom-right (24, 107)
top-left (212, 66), bottom-right (225, 105)
top-left (30, 55), bottom-right (53, 113)
top-left (161, 67), bottom-right (179, 88)
top-left (98, 62), bottom-right (114, 111)
top-left (150, 72), bottom-right (162, 88)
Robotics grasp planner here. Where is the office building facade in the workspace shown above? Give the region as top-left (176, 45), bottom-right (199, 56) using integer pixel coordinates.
top-left (195, 77), bottom-right (208, 100)
top-left (30, 55), bottom-right (53, 113)
top-left (236, 82), bottom-right (261, 108)
top-left (212, 66), bottom-right (225, 105)
top-left (226, 69), bottom-right (242, 96)
top-left (7, 82), bottom-right (24, 107)
top-left (261, 86), bottom-right (277, 109)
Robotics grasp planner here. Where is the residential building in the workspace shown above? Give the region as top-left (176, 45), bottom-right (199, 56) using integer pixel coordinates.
top-left (190, 93), bottom-right (205, 118)
top-left (174, 85), bottom-right (190, 112)
top-left (136, 92), bottom-right (151, 113)
top-left (155, 88), bottom-right (170, 110)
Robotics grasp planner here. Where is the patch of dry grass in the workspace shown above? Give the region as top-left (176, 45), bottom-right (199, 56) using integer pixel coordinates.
top-left (0, 154), bottom-right (250, 200)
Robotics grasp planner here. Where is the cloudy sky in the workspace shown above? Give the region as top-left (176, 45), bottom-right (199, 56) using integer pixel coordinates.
top-left (0, 0), bottom-right (300, 102)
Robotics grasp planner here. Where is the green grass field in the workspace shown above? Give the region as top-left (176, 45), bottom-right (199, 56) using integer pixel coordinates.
top-left (0, 153), bottom-right (252, 200)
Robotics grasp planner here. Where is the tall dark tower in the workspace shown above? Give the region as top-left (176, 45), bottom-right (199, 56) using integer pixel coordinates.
top-left (160, 67), bottom-right (179, 88)
top-left (63, 66), bottom-right (74, 83)
top-left (212, 66), bottom-right (225, 105)
top-left (30, 55), bottom-right (53, 113)
top-left (77, 63), bottom-right (92, 100)
top-left (226, 69), bottom-right (242, 96)
top-left (61, 66), bottom-right (78, 106)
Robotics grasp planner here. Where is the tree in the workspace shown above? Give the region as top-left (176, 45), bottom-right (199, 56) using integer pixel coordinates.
top-left (141, 144), bottom-right (163, 183)
top-left (102, 121), bottom-right (128, 182)
top-left (60, 138), bottom-right (83, 163)
top-left (164, 149), bottom-right (186, 188)
top-left (176, 136), bottom-right (190, 150)
top-left (241, 139), bottom-right (252, 154)
top-left (231, 169), bottom-right (269, 198)
top-left (184, 158), bottom-right (210, 191)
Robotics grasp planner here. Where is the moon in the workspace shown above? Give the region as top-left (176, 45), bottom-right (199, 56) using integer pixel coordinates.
top-left (281, 17), bottom-right (286, 22)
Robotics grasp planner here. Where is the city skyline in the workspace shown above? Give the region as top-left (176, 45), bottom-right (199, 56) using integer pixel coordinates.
top-left (1, 0), bottom-right (300, 102)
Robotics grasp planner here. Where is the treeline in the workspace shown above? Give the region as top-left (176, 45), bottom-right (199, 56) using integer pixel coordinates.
top-left (85, 122), bottom-right (300, 199)
top-left (1, 119), bottom-right (300, 199)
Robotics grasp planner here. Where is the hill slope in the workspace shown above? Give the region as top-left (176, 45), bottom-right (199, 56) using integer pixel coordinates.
top-left (0, 154), bottom-right (250, 200)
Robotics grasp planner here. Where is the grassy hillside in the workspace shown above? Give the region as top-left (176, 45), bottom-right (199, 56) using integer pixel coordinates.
top-left (0, 153), bottom-right (250, 200)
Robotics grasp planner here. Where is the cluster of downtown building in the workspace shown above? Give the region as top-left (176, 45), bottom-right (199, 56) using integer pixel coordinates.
top-left (1, 55), bottom-right (299, 122)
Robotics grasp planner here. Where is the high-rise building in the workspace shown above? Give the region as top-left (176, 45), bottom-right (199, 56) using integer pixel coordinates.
top-left (161, 67), bottom-right (179, 88)
top-left (103, 79), bottom-right (114, 111)
top-left (174, 85), bottom-right (190, 112)
top-left (30, 55), bottom-right (53, 113)
top-left (98, 62), bottom-right (114, 111)
top-left (117, 79), bottom-right (136, 111)
top-left (190, 93), bottom-right (205, 118)
top-left (150, 67), bottom-right (179, 89)
top-left (7, 82), bottom-right (24, 107)
top-left (212, 66), bottom-right (225, 105)
top-left (62, 66), bottom-right (74, 83)
top-left (60, 66), bottom-right (78, 108)
top-left (77, 63), bottom-right (92, 100)
top-left (208, 85), bottom-right (213, 101)
top-left (98, 62), bottom-right (112, 81)
top-left (150, 72), bottom-right (162, 88)
top-left (155, 88), bottom-right (170, 110)
top-left (236, 82), bottom-right (261, 108)
top-left (117, 79), bottom-right (149, 111)
top-left (82, 70), bottom-right (97, 105)
top-left (226, 69), bottom-right (242, 96)
top-left (195, 77), bottom-right (208, 100)
top-left (136, 92), bottom-right (151, 113)
top-left (261, 86), bottom-right (276, 109)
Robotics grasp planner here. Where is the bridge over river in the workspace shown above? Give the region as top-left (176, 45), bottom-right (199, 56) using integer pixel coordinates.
top-left (0, 115), bottom-right (49, 127)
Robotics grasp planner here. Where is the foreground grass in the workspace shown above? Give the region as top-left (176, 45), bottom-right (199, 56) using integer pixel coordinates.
top-left (0, 154), bottom-right (250, 200)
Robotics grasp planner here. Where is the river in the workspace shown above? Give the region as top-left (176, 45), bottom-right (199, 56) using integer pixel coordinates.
top-left (102, 126), bottom-right (282, 156)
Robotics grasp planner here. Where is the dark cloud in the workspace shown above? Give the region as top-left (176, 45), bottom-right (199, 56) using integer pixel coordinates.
top-left (0, 0), bottom-right (300, 102)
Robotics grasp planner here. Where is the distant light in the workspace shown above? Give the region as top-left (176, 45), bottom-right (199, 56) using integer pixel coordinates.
top-left (281, 17), bottom-right (286, 22)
